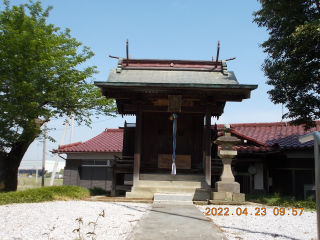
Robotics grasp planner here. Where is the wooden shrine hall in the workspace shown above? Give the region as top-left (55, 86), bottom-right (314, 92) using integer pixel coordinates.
top-left (94, 47), bottom-right (257, 200)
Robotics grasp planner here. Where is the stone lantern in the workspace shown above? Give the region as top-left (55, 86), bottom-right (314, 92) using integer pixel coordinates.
top-left (211, 124), bottom-right (245, 201)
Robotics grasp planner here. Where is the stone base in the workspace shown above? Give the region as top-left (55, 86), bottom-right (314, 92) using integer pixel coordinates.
top-left (225, 192), bottom-right (233, 201)
top-left (232, 193), bottom-right (245, 202)
top-left (210, 192), bottom-right (245, 202)
top-left (215, 181), bottom-right (240, 193)
top-left (210, 192), bottom-right (225, 200)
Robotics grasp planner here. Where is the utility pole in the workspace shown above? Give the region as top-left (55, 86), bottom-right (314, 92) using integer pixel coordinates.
top-left (70, 113), bottom-right (75, 144)
top-left (36, 143), bottom-right (39, 184)
top-left (42, 122), bottom-right (47, 187)
top-left (49, 116), bottom-right (69, 186)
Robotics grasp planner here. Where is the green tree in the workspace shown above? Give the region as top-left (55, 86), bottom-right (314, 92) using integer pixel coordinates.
top-left (45, 172), bottom-right (52, 178)
top-left (253, 0), bottom-right (320, 129)
top-left (0, 1), bottom-right (116, 192)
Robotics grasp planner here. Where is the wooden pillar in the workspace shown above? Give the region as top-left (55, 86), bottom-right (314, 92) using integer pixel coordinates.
top-left (133, 101), bottom-right (142, 187)
top-left (205, 103), bottom-right (212, 189)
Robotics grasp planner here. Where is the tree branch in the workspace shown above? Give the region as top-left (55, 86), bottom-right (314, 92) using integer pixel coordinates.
top-left (40, 101), bottom-right (49, 108)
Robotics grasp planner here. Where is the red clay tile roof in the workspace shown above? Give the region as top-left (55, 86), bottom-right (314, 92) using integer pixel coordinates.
top-left (215, 121), bottom-right (320, 153)
top-left (231, 130), bottom-right (268, 147)
top-left (58, 142), bottom-right (82, 149)
top-left (54, 128), bottom-right (123, 153)
top-left (235, 146), bottom-right (273, 153)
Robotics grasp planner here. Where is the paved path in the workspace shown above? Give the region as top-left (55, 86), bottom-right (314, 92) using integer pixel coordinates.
top-left (126, 203), bottom-right (227, 240)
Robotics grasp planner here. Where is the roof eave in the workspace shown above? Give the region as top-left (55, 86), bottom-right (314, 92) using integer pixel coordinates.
top-left (56, 151), bottom-right (123, 154)
top-left (94, 81), bottom-right (258, 90)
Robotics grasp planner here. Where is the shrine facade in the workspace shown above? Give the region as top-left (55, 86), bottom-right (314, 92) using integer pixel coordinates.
top-left (94, 54), bottom-right (257, 200)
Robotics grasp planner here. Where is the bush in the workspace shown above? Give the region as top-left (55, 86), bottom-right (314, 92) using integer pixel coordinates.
top-left (89, 187), bottom-right (108, 196)
top-left (0, 186), bottom-right (90, 205)
top-left (246, 193), bottom-right (316, 210)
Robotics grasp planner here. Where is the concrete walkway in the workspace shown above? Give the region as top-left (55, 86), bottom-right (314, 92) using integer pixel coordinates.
top-left (126, 203), bottom-right (228, 240)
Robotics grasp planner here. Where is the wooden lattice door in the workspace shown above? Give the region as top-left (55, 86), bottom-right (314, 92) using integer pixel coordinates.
top-left (141, 113), bottom-right (203, 169)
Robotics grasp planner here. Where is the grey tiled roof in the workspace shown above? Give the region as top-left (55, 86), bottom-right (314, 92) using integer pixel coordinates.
top-left (107, 69), bottom-right (239, 85)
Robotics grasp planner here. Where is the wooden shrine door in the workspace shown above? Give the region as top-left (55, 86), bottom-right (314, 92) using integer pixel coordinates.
top-left (141, 112), bottom-right (203, 170)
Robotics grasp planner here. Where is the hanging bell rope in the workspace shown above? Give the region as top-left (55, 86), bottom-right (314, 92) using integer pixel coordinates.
top-left (170, 113), bottom-right (178, 175)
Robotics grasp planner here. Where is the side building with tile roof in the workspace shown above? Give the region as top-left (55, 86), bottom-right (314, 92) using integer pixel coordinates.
top-left (212, 121), bottom-right (319, 200)
top-left (53, 128), bottom-right (125, 191)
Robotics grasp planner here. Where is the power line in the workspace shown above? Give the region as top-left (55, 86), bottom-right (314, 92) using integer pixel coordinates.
top-left (53, 116), bottom-right (120, 130)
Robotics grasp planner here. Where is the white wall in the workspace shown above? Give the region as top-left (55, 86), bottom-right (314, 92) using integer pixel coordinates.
top-left (66, 152), bottom-right (122, 160)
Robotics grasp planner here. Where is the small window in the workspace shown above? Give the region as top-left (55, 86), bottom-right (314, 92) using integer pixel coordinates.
top-left (82, 160), bottom-right (94, 165)
top-left (95, 160), bottom-right (108, 165)
top-left (81, 160), bottom-right (110, 166)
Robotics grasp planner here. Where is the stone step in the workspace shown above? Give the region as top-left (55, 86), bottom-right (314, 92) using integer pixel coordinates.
top-left (154, 193), bottom-right (193, 201)
top-left (126, 191), bottom-right (154, 199)
top-left (126, 187), bottom-right (210, 201)
top-left (153, 193), bottom-right (193, 204)
top-left (131, 186), bottom-right (196, 194)
top-left (139, 174), bottom-right (205, 182)
top-left (138, 180), bottom-right (205, 188)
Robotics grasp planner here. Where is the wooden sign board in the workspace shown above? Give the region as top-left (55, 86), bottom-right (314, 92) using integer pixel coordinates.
top-left (158, 154), bottom-right (191, 169)
top-left (168, 95), bottom-right (182, 112)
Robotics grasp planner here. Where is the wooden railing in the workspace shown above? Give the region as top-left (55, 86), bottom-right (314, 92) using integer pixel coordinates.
top-left (111, 155), bottom-right (134, 196)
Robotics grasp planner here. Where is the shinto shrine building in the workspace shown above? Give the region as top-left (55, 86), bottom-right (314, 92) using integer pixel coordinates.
top-left (92, 55), bottom-right (257, 200)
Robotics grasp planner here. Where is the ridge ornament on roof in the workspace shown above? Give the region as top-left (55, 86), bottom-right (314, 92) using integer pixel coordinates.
top-left (110, 40), bottom-right (235, 75)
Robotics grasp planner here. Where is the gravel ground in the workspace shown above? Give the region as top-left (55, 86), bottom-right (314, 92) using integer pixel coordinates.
top-left (0, 201), bottom-right (151, 240)
top-left (0, 201), bottom-right (317, 240)
top-left (197, 205), bottom-right (317, 240)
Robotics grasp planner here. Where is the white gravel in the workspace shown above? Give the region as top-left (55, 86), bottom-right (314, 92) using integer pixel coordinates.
top-left (197, 205), bottom-right (317, 240)
top-left (0, 201), bottom-right (317, 240)
top-left (0, 201), bottom-right (151, 240)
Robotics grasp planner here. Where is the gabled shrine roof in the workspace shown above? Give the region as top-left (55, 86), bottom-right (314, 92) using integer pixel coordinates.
top-left (96, 54), bottom-right (258, 117)
top-left (106, 59), bottom-right (239, 85)
top-left (106, 69), bottom-right (239, 85)
top-left (95, 58), bottom-right (258, 94)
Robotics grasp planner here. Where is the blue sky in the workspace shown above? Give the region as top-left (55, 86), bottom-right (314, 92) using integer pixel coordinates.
top-left (2, 0), bottom-right (285, 161)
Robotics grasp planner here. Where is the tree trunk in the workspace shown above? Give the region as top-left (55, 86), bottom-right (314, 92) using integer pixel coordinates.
top-left (0, 129), bottom-right (38, 192)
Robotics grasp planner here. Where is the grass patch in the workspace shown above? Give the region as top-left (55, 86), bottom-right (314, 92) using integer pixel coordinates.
top-left (0, 186), bottom-right (90, 206)
top-left (246, 193), bottom-right (316, 210)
